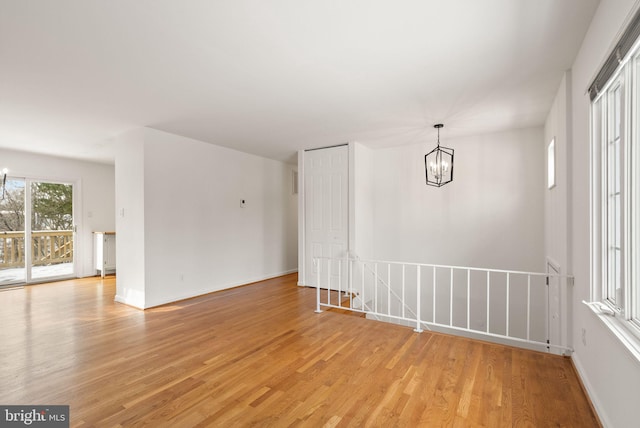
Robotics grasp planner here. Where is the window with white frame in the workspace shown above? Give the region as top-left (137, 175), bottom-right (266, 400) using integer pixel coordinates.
top-left (590, 41), bottom-right (640, 344)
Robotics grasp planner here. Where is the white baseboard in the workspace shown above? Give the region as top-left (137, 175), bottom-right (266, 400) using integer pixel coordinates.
top-left (365, 313), bottom-right (552, 353)
top-left (114, 289), bottom-right (145, 309)
top-left (139, 269), bottom-right (298, 309)
top-left (571, 352), bottom-right (610, 428)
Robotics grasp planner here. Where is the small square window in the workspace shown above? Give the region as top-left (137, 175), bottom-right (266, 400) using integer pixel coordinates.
top-left (547, 138), bottom-right (555, 189)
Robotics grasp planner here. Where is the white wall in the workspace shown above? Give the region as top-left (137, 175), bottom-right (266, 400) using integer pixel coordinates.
top-left (115, 128), bottom-right (297, 309)
top-left (372, 128), bottom-right (545, 272)
top-left (0, 148), bottom-right (115, 278)
top-left (114, 130), bottom-right (146, 308)
top-left (569, 1), bottom-right (640, 427)
top-left (545, 73), bottom-right (571, 272)
top-left (351, 142), bottom-right (374, 260)
top-left (545, 72), bottom-right (572, 349)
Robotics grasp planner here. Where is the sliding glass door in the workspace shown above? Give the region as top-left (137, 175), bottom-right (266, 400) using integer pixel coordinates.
top-left (0, 177), bottom-right (75, 286)
top-left (30, 181), bottom-right (74, 281)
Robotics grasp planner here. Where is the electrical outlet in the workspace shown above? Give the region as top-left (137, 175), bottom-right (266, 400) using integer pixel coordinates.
top-left (581, 328), bottom-right (587, 346)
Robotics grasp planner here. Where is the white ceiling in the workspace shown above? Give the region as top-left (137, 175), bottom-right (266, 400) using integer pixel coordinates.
top-left (0, 0), bottom-right (600, 165)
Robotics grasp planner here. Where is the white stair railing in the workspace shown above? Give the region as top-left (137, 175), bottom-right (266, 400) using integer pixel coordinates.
top-left (313, 256), bottom-right (574, 355)
top-left (360, 261), bottom-right (426, 329)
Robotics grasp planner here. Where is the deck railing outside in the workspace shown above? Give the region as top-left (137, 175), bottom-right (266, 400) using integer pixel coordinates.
top-left (313, 256), bottom-right (574, 355)
top-left (0, 230), bottom-right (73, 268)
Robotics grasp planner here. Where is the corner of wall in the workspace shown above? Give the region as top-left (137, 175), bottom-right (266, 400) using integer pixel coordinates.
top-left (114, 129), bottom-right (147, 306)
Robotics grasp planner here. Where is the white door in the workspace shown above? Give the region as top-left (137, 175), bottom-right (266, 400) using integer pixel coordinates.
top-left (304, 145), bottom-right (349, 288)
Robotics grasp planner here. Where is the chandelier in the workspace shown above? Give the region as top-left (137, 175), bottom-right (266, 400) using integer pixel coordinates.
top-left (425, 124), bottom-right (454, 187)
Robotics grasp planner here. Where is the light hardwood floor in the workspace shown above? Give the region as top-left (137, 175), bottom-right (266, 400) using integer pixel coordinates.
top-left (0, 273), bottom-right (599, 427)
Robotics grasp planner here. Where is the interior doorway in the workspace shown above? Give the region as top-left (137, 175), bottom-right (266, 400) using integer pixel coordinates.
top-left (0, 177), bottom-right (75, 286)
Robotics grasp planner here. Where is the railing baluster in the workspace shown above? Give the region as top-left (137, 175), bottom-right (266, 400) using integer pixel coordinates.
top-left (349, 258), bottom-right (353, 309)
top-left (527, 275), bottom-right (531, 341)
top-left (387, 263), bottom-right (391, 316)
top-left (506, 273), bottom-right (510, 337)
top-left (466, 269), bottom-right (470, 330)
top-left (545, 274), bottom-right (550, 351)
top-left (315, 259), bottom-right (321, 313)
top-left (327, 258), bottom-right (332, 306)
top-left (361, 261), bottom-right (365, 310)
top-left (374, 263), bottom-right (378, 314)
top-left (433, 266), bottom-right (436, 323)
top-left (338, 259), bottom-right (342, 307)
top-left (449, 268), bottom-right (454, 327)
top-left (402, 264), bottom-right (406, 319)
top-left (415, 265), bottom-right (422, 332)
top-left (486, 271), bottom-right (490, 333)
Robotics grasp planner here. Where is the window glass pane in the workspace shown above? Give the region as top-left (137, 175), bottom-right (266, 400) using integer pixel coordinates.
top-left (614, 86), bottom-right (621, 139)
top-left (614, 139), bottom-right (621, 193)
top-left (30, 182), bottom-right (74, 280)
top-left (615, 195), bottom-right (621, 246)
top-left (605, 81), bottom-right (623, 306)
top-left (608, 247), bottom-right (617, 304)
top-left (615, 248), bottom-right (621, 304)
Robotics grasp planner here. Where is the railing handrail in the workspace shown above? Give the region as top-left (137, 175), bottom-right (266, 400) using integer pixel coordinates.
top-left (313, 255), bottom-right (574, 279)
top-left (32, 230), bottom-right (73, 237)
top-left (0, 230), bottom-right (73, 236)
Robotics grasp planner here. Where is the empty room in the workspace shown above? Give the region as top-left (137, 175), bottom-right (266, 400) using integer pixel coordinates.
top-left (1, 1), bottom-right (639, 427)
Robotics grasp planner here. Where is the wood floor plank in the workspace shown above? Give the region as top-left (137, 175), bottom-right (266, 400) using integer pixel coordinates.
top-left (0, 273), bottom-right (600, 427)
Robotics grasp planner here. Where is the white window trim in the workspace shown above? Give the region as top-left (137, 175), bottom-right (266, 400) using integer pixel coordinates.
top-left (589, 43), bottom-right (640, 363)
